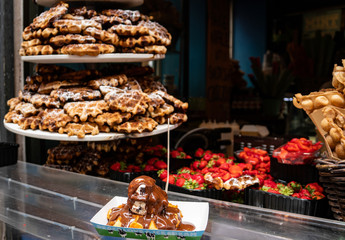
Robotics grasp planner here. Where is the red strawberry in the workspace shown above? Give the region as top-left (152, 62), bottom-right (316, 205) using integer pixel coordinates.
top-left (219, 163), bottom-right (230, 170)
top-left (216, 158), bottom-right (226, 166)
top-left (147, 157), bottom-right (158, 165)
top-left (201, 167), bottom-right (209, 174)
top-left (176, 178), bottom-right (186, 187)
top-left (154, 160), bottom-right (167, 169)
top-left (110, 162), bottom-right (121, 171)
top-left (143, 164), bottom-right (155, 172)
top-left (163, 175), bottom-right (175, 185)
top-left (292, 193), bottom-right (301, 198)
top-left (191, 174), bottom-right (204, 184)
top-left (176, 147), bottom-right (184, 152)
top-left (158, 169), bottom-right (168, 180)
top-left (191, 160), bottom-right (200, 170)
top-left (171, 150), bottom-right (180, 158)
top-left (221, 172), bottom-right (231, 182)
top-left (199, 160), bottom-right (207, 169)
top-left (203, 153), bottom-right (212, 161)
top-left (195, 148), bottom-right (204, 158)
top-left (179, 172), bottom-right (192, 180)
top-left (267, 188), bottom-right (280, 194)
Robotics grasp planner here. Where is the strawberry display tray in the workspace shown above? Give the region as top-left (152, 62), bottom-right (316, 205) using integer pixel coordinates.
top-left (0, 142), bottom-right (19, 167)
top-left (270, 157), bottom-right (319, 184)
top-left (90, 196), bottom-right (209, 240)
top-left (109, 170), bottom-right (157, 183)
top-left (244, 188), bottom-right (328, 217)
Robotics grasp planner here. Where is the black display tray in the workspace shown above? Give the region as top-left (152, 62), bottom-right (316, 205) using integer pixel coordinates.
top-left (245, 188), bottom-right (328, 217)
top-left (109, 170), bottom-right (157, 183)
top-left (0, 142), bottom-right (19, 167)
top-left (270, 157), bottom-right (319, 184)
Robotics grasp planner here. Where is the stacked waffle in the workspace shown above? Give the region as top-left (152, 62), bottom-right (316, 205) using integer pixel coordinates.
top-left (5, 64), bottom-right (188, 138)
top-left (20, 2), bottom-right (171, 56)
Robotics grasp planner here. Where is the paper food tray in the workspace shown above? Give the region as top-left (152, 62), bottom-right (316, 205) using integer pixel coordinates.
top-left (90, 196), bottom-right (209, 239)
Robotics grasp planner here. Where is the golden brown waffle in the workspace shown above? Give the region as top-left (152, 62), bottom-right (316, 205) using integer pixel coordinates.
top-left (115, 116), bottom-right (158, 133)
top-left (83, 27), bottom-right (119, 45)
top-left (101, 9), bottom-right (141, 23)
top-left (91, 15), bottom-right (131, 25)
top-left (138, 20), bottom-right (172, 46)
top-left (50, 87), bottom-right (101, 102)
top-left (87, 141), bottom-right (119, 152)
top-left (21, 39), bottom-right (42, 49)
top-left (22, 27), bottom-right (59, 41)
top-left (137, 77), bottom-right (167, 93)
top-left (118, 35), bottom-right (156, 48)
top-left (58, 122), bottom-right (100, 138)
top-left (153, 116), bottom-right (166, 125)
top-left (7, 97), bottom-right (22, 111)
top-left (60, 43), bottom-right (115, 56)
top-left (119, 45), bottom-right (167, 54)
top-left (108, 24), bottom-right (149, 36)
top-left (154, 90), bottom-right (188, 111)
top-left (4, 111), bottom-right (24, 124)
top-left (38, 109), bottom-right (74, 132)
top-left (87, 74), bottom-right (128, 90)
top-left (29, 2), bottom-right (68, 30)
top-left (91, 111), bottom-right (131, 128)
top-left (52, 19), bottom-right (102, 34)
top-left (332, 62), bottom-right (345, 93)
top-left (47, 143), bottom-right (84, 161)
top-left (61, 13), bottom-right (84, 20)
top-left (19, 90), bottom-right (61, 108)
top-left (49, 34), bottom-right (96, 47)
top-left (14, 102), bottom-right (40, 117)
top-left (118, 78), bottom-right (142, 91)
top-left (148, 103), bottom-right (174, 118)
top-left (104, 89), bottom-right (150, 115)
top-left (35, 64), bottom-right (72, 75)
top-left (18, 115), bottom-right (41, 130)
top-left (293, 89), bottom-right (345, 114)
top-left (168, 113), bottom-right (188, 124)
top-left (23, 83), bottom-right (41, 92)
top-left (147, 92), bottom-right (165, 108)
top-left (20, 45), bottom-right (54, 56)
top-left (38, 79), bottom-right (85, 94)
top-left (64, 100), bottom-right (109, 122)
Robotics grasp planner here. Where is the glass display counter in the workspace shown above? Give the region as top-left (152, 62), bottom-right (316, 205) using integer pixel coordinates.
top-left (1, 161), bottom-right (345, 240)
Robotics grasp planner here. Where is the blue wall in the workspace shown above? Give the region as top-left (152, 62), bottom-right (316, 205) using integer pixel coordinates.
top-left (233, 0), bottom-right (267, 87)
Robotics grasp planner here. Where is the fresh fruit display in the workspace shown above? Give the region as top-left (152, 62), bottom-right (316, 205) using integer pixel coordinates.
top-left (260, 180), bottom-right (325, 200)
top-left (143, 144), bottom-right (167, 157)
top-left (273, 138), bottom-right (322, 165)
top-left (237, 147), bottom-right (270, 169)
top-left (110, 157), bottom-right (167, 173)
top-left (171, 147), bottom-right (192, 159)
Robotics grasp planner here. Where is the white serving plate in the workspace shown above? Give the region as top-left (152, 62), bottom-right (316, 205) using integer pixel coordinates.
top-left (3, 121), bottom-right (180, 142)
top-left (21, 53), bottom-right (165, 64)
top-left (35, 0), bottom-right (143, 8)
top-left (90, 196), bottom-right (209, 239)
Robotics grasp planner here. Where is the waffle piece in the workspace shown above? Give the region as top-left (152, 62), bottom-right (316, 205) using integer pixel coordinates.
top-left (138, 20), bottom-right (172, 46)
top-left (104, 89), bottom-right (150, 115)
top-left (137, 77), bottom-right (166, 93)
top-left (14, 102), bottom-right (40, 117)
top-left (83, 27), bottom-right (119, 45)
top-left (49, 34), bottom-right (96, 47)
top-left (18, 115), bottom-right (41, 130)
top-left (87, 141), bottom-right (119, 152)
top-left (58, 122), bottom-right (100, 138)
top-left (50, 87), bottom-right (101, 102)
top-left (22, 27), bottom-right (59, 41)
top-left (293, 89), bottom-right (345, 113)
top-left (38, 109), bottom-right (74, 132)
top-left (64, 100), bottom-right (109, 122)
top-left (21, 39), bottom-right (42, 49)
top-left (61, 13), bottom-right (84, 20)
top-left (4, 111), bottom-right (24, 124)
top-left (52, 19), bottom-right (102, 34)
top-left (91, 15), bottom-right (131, 25)
top-left (101, 9), bottom-right (141, 23)
top-left (115, 116), bottom-right (158, 133)
top-left (118, 35), bottom-right (156, 48)
top-left (87, 74), bottom-right (127, 90)
top-left (333, 62), bottom-right (345, 93)
top-left (149, 103), bottom-right (174, 118)
top-left (147, 92), bottom-right (165, 108)
top-left (38, 79), bottom-right (85, 94)
top-left (29, 2), bottom-right (68, 30)
top-left (168, 113), bottom-right (188, 124)
top-left (60, 43), bottom-right (115, 56)
top-left (20, 45), bottom-right (54, 56)
top-left (119, 45), bottom-right (167, 54)
top-left (23, 83), bottom-right (40, 92)
top-left (70, 6), bottom-right (97, 18)
top-left (320, 106), bottom-right (345, 159)
top-left (7, 97), bottom-right (22, 111)
top-left (35, 64), bottom-right (73, 75)
top-left (108, 24), bottom-right (149, 36)
top-left (154, 90), bottom-right (188, 111)
top-left (19, 90), bottom-right (61, 108)
top-left (119, 78), bottom-right (142, 91)
top-left (91, 111), bottom-right (132, 128)
top-left (47, 143), bottom-right (84, 161)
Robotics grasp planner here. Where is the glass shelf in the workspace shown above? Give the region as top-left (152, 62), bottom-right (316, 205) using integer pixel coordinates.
top-left (1, 162), bottom-right (345, 239)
